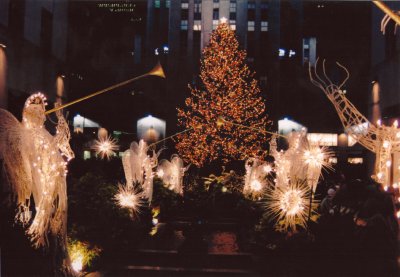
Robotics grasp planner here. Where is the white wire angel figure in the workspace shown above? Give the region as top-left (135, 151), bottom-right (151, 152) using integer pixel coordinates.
top-left (121, 139), bottom-right (160, 203)
top-left (0, 93), bottom-right (74, 273)
top-left (157, 154), bottom-right (189, 195)
top-left (269, 131), bottom-right (331, 191)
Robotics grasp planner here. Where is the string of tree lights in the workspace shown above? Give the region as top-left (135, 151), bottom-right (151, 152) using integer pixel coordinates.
top-left (176, 20), bottom-right (270, 167)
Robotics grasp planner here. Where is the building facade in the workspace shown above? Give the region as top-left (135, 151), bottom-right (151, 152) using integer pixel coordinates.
top-left (145, 0), bottom-right (307, 129)
top-left (370, 2), bottom-right (400, 185)
top-left (0, 0), bottom-right (68, 110)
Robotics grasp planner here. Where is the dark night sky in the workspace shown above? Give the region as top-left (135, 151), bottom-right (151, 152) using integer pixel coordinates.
top-left (65, 1), bottom-right (372, 134)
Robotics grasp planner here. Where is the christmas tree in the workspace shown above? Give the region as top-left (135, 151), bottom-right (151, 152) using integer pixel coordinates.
top-left (176, 20), bottom-right (270, 167)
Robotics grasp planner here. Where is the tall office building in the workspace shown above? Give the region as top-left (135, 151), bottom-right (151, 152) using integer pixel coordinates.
top-left (370, 1), bottom-right (400, 183)
top-left (0, 0), bottom-right (68, 110)
top-left (145, 0), bottom-right (305, 130)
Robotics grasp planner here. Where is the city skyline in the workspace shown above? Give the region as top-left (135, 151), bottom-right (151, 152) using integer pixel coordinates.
top-left (0, 1), bottom-right (395, 134)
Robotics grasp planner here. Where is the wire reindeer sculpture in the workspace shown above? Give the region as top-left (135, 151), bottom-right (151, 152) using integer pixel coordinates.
top-left (309, 59), bottom-right (400, 188)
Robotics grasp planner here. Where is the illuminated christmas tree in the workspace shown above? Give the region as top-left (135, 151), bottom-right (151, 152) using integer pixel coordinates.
top-left (176, 20), bottom-right (270, 167)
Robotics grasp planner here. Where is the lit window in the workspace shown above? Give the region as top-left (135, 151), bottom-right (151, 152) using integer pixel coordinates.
top-left (154, 45), bottom-right (169, 56)
top-left (348, 157), bottom-right (363, 164)
top-left (194, 20), bottom-right (201, 31)
top-left (166, 0), bottom-right (170, 8)
top-left (279, 48), bottom-right (285, 57)
top-left (181, 1), bottom-right (189, 9)
top-left (83, 151), bottom-right (91, 160)
top-left (155, 0), bottom-right (160, 8)
top-left (230, 1), bottom-right (237, 12)
top-left (230, 20), bottom-right (236, 30)
top-left (213, 20), bottom-right (219, 30)
top-left (248, 21), bottom-right (255, 31)
top-left (181, 20), bottom-right (188, 30)
top-left (307, 133), bottom-right (338, 147)
top-left (261, 21), bottom-right (268, 31)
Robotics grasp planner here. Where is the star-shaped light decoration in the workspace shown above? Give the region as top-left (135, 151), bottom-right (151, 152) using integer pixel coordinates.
top-left (220, 17), bottom-right (228, 24)
top-left (114, 184), bottom-right (143, 218)
top-left (92, 136), bottom-right (119, 160)
top-left (265, 180), bottom-right (316, 232)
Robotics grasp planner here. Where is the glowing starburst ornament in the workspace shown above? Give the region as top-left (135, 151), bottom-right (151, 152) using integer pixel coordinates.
top-left (265, 180), bottom-right (316, 232)
top-left (303, 148), bottom-right (323, 167)
top-left (114, 184), bottom-right (143, 217)
top-left (92, 136), bottom-right (119, 160)
top-left (302, 144), bottom-right (333, 190)
top-left (303, 145), bottom-right (332, 170)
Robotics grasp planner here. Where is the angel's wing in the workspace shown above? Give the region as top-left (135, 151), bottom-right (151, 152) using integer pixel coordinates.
top-left (122, 149), bottom-right (133, 188)
top-left (171, 154), bottom-right (184, 169)
top-left (130, 141), bottom-right (147, 183)
top-left (158, 159), bottom-right (172, 184)
top-left (170, 155), bottom-right (185, 194)
top-left (0, 109), bottom-right (33, 222)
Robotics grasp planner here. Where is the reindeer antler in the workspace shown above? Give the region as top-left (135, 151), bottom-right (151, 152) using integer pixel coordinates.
top-left (308, 58), bottom-right (349, 94)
